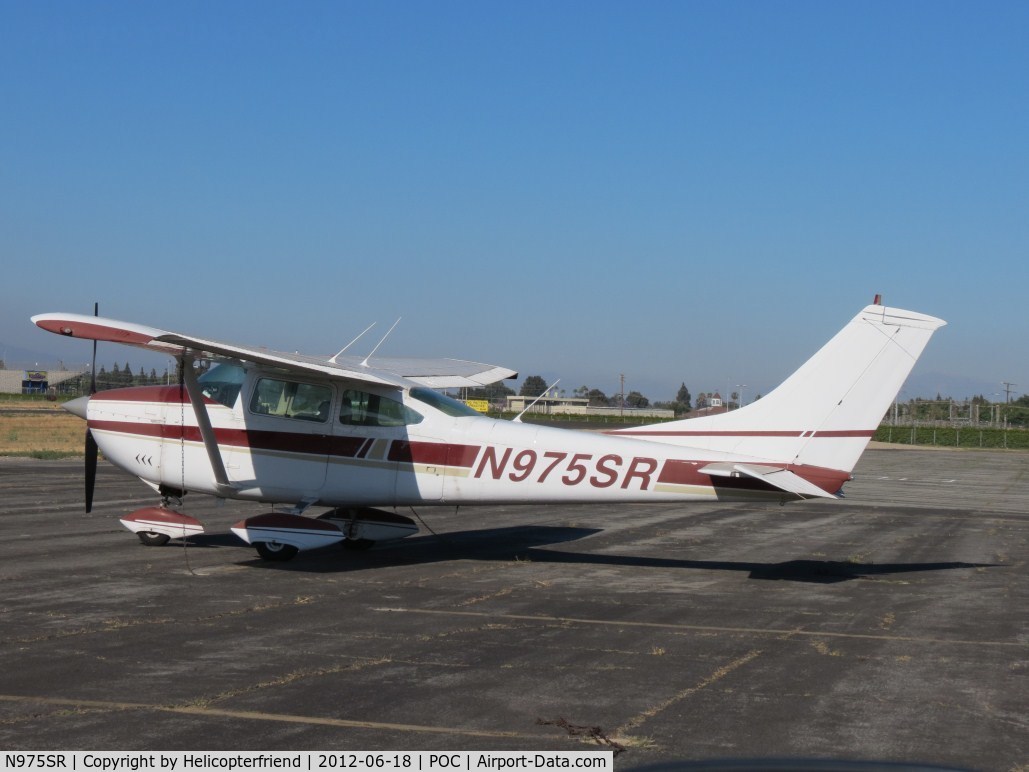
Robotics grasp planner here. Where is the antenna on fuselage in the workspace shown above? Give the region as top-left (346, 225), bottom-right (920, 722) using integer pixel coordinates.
top-left (361, 317), bottom-right (402, 367)
top-left (329, 322), bottom-right (377, 364)
top-left (513, 379), bottom-right (560, 423)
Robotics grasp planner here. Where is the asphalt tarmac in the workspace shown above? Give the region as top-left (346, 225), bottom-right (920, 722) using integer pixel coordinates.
top-left (0, 447), bottom-right (1026, 769)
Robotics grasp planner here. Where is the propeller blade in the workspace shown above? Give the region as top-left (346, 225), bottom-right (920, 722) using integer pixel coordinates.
top-left (90, 302), bottom-right (98, 395)
top-left (85, 427), bottom-right (98, 513)
top-left (85, 301), bottom-right (98, 512)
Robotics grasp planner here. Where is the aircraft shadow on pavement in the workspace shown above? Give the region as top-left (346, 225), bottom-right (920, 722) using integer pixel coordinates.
top-left (523, 552), bottom-right (995, 584)
top-left (212, 525), bottom-right (995, 583)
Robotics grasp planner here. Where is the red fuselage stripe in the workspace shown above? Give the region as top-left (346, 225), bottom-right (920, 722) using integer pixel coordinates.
top-left (89, 419), bottom-right (481, 466)
top-left (90, 419), bottom-right (849, 495)
top-left (91, 386), bottom-right (208, 404)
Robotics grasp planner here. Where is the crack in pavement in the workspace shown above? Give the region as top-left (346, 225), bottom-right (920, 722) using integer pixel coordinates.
top-left (0, 694), bottom-right (536, 740)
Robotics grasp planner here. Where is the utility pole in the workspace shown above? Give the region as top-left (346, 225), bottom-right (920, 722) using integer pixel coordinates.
top-left (1002, 382), bottom-right (1017, 403)
top-left (619, 373), bottom-right (625, 418)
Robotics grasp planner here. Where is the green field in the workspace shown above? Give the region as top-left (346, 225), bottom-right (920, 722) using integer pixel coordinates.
top-left (874, 424), bottom-right (1029, 450)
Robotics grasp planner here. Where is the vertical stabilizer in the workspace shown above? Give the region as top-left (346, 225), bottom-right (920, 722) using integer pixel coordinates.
top-left (616, 304), bottom-right (946, 473)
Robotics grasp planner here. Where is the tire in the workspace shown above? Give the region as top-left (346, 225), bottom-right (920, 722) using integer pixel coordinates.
top-left (255, 541), bottom-right (299, 562)
top-left (138, 531), bottom-right (171, 547)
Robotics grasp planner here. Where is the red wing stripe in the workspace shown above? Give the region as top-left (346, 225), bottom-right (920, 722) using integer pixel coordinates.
top-left (34, 319), bottom-right (155, 345)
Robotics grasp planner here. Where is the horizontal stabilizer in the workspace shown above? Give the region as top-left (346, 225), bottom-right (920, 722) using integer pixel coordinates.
top-left (700, 463), bottom-right (838, 499)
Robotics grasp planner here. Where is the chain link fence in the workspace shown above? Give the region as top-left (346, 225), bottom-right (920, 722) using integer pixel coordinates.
top-left (874, 424), bottom-right (1029, 450)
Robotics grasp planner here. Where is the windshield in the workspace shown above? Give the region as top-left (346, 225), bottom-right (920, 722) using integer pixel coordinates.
top-left (198, 363), bottom-right (246, 408)
top-left (408, 387), bottom-right (481, 417)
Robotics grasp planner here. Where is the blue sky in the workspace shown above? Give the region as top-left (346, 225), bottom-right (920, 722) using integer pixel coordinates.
top-left (2, 1), bottom-right (1026, 402)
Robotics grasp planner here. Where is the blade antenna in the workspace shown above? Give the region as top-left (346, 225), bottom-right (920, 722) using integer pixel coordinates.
top-left (361, 318), bottom-right (401, 367)
top-left (513, 379), bottom-right (560, 423)
top-left (329, 322), bottom-right (376, 364)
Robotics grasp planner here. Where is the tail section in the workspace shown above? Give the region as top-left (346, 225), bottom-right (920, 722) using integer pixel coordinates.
top-left (617, 304), bottom-right (946, 473)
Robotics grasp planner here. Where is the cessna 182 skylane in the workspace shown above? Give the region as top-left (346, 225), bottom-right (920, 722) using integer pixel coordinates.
top-left (32, 300), bottom-right (945, 561)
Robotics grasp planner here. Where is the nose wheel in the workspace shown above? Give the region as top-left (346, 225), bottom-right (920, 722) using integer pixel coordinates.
top-left (119, 507), bottom-right (205, 545)
top-left (137, 531), bottom-right (171, 546)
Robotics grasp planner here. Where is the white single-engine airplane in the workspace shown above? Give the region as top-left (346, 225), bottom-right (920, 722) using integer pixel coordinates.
top-left (32, 299), bottom-right (944, 561)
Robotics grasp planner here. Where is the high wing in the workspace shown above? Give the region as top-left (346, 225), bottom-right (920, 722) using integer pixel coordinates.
top-left (31, 312), bottom-right (517, 389)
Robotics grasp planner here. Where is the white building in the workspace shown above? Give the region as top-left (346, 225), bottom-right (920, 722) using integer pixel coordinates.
top-left (504, 395), bottom-right (674, 420)
top-left (0, 368), bottom-right (86, 395)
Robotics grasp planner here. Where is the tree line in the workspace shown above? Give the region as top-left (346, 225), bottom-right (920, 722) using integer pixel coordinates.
top-left (56, 362), bottom-right (175, 392)
top-left (471, 377), bottom-right (1029, 426)
top-left (95, 362), bottom-right (174, 389)
top-left (467, 377), bottom-right (698, 416)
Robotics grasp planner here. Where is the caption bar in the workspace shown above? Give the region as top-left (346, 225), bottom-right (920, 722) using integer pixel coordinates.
top-left (2, 753), bottom-right (613, 772)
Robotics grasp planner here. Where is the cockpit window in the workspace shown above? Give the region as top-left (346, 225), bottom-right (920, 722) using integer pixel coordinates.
top-left (250, 377), bottom-right (332, 422)
top-left (340, 389), bottom-right (423, 427)
top-left (408, 387), bottom-right (481, 417)
top-left (198, 363), bottom-right (246, 408)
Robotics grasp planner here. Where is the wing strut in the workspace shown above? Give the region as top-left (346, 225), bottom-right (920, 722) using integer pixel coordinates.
top-left (181, 355), bottom-right (234, 495)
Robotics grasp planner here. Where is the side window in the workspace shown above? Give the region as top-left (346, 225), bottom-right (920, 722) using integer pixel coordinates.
top-left (198, 363), bottom-right (246, 408)
top-left (250, 378), bottom-right (332, 422)
top-left (340, 389), bottom-right (423, 427)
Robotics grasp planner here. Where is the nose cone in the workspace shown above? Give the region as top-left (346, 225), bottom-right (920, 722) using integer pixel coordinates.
top-left (63, 395), bottom-right (90, 420)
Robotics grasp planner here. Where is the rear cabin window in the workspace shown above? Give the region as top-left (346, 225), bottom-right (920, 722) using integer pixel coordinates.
top-left (339, 389), bottom-right (423, 427)
top-left (250, 378), bottom-right (332, 422)
top-left (408, 387), bottom-right (481, 417)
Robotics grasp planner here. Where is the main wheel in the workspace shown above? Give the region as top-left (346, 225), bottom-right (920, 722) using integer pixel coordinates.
top-left (138, 531), bottom-right (171, 546)
top-left (255, 541), bottom-right (299, 562)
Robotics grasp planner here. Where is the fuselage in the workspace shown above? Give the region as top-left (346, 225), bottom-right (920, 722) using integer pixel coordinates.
top-left (83, 364), bottom-right (849, 508)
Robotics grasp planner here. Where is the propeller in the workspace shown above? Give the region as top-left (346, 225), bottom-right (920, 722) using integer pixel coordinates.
top-left (85, 302), bottom-right (98, 513)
